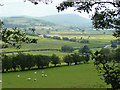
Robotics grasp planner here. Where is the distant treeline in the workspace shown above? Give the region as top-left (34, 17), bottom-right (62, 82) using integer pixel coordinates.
top-left (2, 53), bottom-right (91, 73)
top-left (43, 35), bottom-right (90, 43)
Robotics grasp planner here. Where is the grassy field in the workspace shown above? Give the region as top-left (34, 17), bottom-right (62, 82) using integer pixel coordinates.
top-left (2, 31), bottom-right (116, 88)
top-left (2, 63), bottom-right (111, 88)
top-left (2, 34), bottom-right (116, 53)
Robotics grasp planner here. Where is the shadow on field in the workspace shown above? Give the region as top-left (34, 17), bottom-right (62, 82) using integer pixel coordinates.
top-left (2, 63), bottom-right (86, 73)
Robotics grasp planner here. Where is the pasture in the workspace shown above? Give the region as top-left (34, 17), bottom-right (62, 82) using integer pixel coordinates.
top-left (2, 63), bottom-right (111, 88)
top-left (2, 31), bottom-right (116, 88)
top-left (2, 33), bottom-right (116, 53)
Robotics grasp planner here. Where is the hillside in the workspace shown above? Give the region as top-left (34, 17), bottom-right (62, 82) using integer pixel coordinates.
top-left (39, 14), bottom-right (92, 29)
top-left (2, 16), bottom-right (57, 29)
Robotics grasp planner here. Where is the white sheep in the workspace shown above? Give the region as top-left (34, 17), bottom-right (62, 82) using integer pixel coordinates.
top-left (45, 75), bottom-right (47, 77)
top-left (27, 78), bottom-right (31, 80)
top-left (34, 78), bottom-right (37, 81)
top-left (42, 71), bottom-right (44, 74)
top-left (17, 75), bottom-right (20, 77)
top-left (41, 74), bottom-right (44, 77)
top-left (0, 80), bottom-right (2, 83)
top-left (34, 72), bottom-right (37, 74)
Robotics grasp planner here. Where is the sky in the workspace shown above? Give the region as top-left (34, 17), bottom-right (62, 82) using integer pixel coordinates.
top-left (0, 0), bottom-right (90, 18)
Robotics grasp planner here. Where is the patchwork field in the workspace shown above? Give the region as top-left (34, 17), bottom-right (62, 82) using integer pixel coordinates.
top-left (2, 31), bottom-right (117, 88)
top-left (2, 33), bottom-right (116, 53)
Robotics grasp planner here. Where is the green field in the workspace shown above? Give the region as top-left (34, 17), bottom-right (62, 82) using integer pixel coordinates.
top-left (2, 34), bottom-right (116, 53)
top-left (2, 63), bottom-right (111, 88)
top-left (2, 31), bottom-right (117, 88)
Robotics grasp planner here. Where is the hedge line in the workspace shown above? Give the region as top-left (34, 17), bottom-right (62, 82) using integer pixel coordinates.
top-left (2, 53), bottom-right (90, 73)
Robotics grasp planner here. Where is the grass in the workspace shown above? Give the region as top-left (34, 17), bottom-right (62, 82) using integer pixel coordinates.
top-left (1, 31), bottom-right (116, 88)
top-left (2, 34), bottom-right (116, 53)
top-left (2, 63), bottom-right (111, 88)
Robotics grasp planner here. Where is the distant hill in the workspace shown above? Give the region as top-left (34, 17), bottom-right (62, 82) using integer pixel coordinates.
top-left (2, 16), bottom-right (57, 29)
top-left (39, 14), bottom-right (92, 29)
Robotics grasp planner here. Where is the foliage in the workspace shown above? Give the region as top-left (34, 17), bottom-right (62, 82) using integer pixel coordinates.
top-left (84, 54), bottom-right (90, 64)
top-left (79, 45), bottom-right (91, 54)
top-left (100, 48), bottom-right (110, 54)
top-left (94, 51), bottom-right (120, 89)
top-left (0, 21), bottom-right (38, 48)
top-left (57, 1), bottom-right (119, 31)
top-left (2, 54), bottom-right (12, 72)
top-left (71, 53), bottom-right (80, 65)
top-left (51, 54), bottom-right (60, 66)
top-left (63, 37), bottom-right (69, 41)
top-left (63, 54), bottom-right (73, 65)
top-left (61, 45), bottom-right (74, 52)
top-left (80, 39), bottom-right (89, 43)
top-left (111, 43), bottom-right (117, 48)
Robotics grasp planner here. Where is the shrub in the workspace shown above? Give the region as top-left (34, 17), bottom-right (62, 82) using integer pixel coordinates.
top-left (61, 45), bottom-right (74, 52)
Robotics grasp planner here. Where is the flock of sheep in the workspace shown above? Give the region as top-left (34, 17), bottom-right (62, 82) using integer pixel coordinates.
top-left (17, 71), bottom-right (47, 81)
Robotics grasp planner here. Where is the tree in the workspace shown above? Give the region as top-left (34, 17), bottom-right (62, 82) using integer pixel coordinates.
top-left (0, 21), bottom-right (38, 49)
top-left (51, 54), bottom-right (60, 67)
top-left (61, 45), bottom-right (74, 52)
top-left (56, 1), bottom-right (120, 89)
top-left (100, 48), bottom-right (110, 54)
top-left (25, 54), bottom-right (35, 70)
top-left (79, 45), bottom-right (91, 54)
top-left (2, 54), bottom-right (12, 72)
top-left (111, 43), bottom-right (117, 48)
top-left (94, 52), bottom-right (120, 89)
top-left (15, 53), bottom-right (27, 71)
top-left (84, 55), bottom-right (90, 64)
top-left (71, 53), bottom-right (80, 65)
top-left (57, 1), bottom-right (119, 33)
top-left (63, 55), bottom-right (73, 65)
top-left (34, 55), bottom-right (42, 69)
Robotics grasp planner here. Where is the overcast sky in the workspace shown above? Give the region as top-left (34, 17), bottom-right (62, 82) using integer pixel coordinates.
top-left (0, 0), bottom-right (90, 18)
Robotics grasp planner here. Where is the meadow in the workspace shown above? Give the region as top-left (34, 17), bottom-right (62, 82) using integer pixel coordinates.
top-left (2, 63), bottom-right (111, 88)
top-left (2, 31), bottom-right (116, 88)
top-left (2, 31), bottom-right (116, 53)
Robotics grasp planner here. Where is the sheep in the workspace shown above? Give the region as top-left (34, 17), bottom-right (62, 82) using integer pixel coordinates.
top-left (45, 75), bottom-right (47, 77)
top-left (34, 72), bottom-right (37, 74)
top-left (17, 75), bottom-right (20, 77)
top-left (34, 78), bottom-right (37, 81)
top-left (0, 80), bottom-right (2, 83)
top-left (42, 71), bottom-right (44, 74)
top-left (41, 74), bottom-right (44, 77)
top-left (27, 78), bottom-right (31, 80)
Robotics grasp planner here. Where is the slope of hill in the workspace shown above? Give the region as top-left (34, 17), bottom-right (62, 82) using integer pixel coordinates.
top-left (39, 14), bottom-right (92, 29)
top-left (2, 16), bottom-right (57, 29)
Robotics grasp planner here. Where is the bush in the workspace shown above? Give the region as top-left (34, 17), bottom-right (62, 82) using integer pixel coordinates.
top-left (80, 39), bottom-right (89, 43)
top-left (63, 55), bottom-right (73, 65)
top-left (63, 37), bottom-right (69, 41)
top-left (100, 48), bottom-right (110, 54)
top-left (61, 45), bottom-right (74, 52)
top-left (51, 54), bottom-right (60, 67)
top-left (79, 45), bottom-right (91, 54)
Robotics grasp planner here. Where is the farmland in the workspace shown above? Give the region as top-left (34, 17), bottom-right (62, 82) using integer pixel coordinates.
top-left (2, 63), bottom-right (111, 88)
top-left (2, 30), bottom-right (117, 88)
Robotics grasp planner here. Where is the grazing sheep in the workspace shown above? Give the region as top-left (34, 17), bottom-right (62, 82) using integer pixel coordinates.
top-left (34, 78), bottom-right (37, 81)
top-left (0, 80), bottom-right (2, 83)
top-left (17, 75), bottom-right (20, 77)
top-left (42, 71), bottom-right (44, 74)
top-left (27, 78), bottom-right (31, 80)
top-left (34, 72), bottom-right (37, 74)
top-left (41, 74), bottom-right (44, 77)
top-left (45, 75), bottom-right (47, 77)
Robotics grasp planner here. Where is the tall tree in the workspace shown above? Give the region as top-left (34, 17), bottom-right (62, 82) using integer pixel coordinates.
top-left (51, 54), bottom-right (60, 67)
top-left (63, 54), bottom-right (73, 65)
